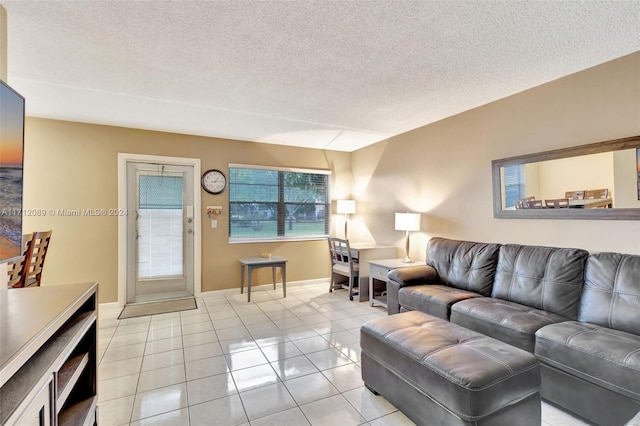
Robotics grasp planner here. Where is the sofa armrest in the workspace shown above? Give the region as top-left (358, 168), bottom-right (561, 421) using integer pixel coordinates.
top-left (388, 265), bottom-right (438, 288)
top-left (386, 266), bottom-right (439, 315)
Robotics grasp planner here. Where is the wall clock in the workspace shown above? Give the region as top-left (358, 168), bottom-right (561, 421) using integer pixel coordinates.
top-left (201, 169), bottom-right (227, 194)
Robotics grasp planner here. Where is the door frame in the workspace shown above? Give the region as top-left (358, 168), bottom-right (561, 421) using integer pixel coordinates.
top-left (117, 153), bottom-right (202, 307)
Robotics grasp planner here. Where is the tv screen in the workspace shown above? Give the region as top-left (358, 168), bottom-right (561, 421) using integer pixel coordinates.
top-left (0, 79), bottom-right (25, 263)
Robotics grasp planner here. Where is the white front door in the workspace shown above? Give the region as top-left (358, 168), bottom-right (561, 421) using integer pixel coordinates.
top-left (126, 161), bottom-right (195, 303)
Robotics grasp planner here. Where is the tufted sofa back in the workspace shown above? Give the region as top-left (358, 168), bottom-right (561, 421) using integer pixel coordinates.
top-left (578, 252), bottom-right (640, 335)
top-left (426, 237), bottom-right (500, 297)
top-left (492, 245), bottom-right (588, 319)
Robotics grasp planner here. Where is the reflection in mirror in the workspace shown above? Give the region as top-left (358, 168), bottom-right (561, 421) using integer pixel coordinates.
top-left (492, 135), bottom-right (640, 220)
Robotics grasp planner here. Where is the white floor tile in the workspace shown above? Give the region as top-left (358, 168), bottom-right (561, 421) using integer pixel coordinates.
top-left (130, 383), bottom-right (188, 421)
top-left (189, 394), bottom-right (248, 426)
top-left (97, 282), bottom-right (590, 426)
top-left (239, 382), bottom-right (297, 420)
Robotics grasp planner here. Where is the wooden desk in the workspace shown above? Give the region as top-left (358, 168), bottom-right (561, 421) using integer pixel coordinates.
top-left (345, 243), bottom-right (396, 302)
top-left (239, 256), bottom-right (287, 302)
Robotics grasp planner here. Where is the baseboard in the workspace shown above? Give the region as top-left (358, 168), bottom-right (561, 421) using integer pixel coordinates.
top-left (200, 277), bottom-right (329, 297)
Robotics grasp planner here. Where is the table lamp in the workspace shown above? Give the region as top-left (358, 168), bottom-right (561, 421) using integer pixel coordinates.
top-left (337, 199), bottom-right (356, 239)
top-left (395, 212), bottom-right (421, 263)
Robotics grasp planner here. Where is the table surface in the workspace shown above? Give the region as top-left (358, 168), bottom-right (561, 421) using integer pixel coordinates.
top-left (368, 258), bottom-right (426, 269)
top-left (568, 198), bottom-right (612, 208)
top-left (239, 256), bottom-right (288, 265)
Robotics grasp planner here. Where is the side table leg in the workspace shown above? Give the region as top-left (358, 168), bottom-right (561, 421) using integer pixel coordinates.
top-left (272, 266), bottom-right (276, 290)
top-left (247, 266), bottom-right (252, 302)
top-left (240, 264), bottom-right (245, 294)
top-left (282, 264), bottom-right (286, 298)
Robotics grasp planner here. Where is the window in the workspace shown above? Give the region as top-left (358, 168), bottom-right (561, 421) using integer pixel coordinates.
top-left (503, 164), bottom-right (525, 208)
top-left (229, 164), bottom-right (330, 242)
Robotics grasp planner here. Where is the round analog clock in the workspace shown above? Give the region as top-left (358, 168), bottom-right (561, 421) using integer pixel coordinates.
top-left (201, 169), bottom-right (227, 194)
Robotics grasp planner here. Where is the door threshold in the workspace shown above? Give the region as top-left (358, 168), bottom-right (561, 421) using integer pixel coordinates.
top-left (127, 290), bottom-right (193, 305)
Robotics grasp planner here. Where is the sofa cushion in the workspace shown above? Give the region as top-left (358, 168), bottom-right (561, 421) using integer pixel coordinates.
top-left (492, 244), bottom-right (588, 320)
top-left (361, 311), bottom-right (540, 422)
top-left (398, 284), bottom-right (483, 320)
top-left (451, 297), bottom-right (567, 352)
top-left (579, 252), bottom-right (640, 335)
top-left (426, 237), bottom-right (500, 297)
top-left (535, 321), bottom-right (640, 400)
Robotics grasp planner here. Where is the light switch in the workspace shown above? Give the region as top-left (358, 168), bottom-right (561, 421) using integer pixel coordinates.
top-left (211, 219), bottom-right (217, 228)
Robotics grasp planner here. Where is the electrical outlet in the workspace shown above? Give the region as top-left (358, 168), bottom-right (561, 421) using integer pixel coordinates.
top-left (211, 219), bottom-right (217, 228)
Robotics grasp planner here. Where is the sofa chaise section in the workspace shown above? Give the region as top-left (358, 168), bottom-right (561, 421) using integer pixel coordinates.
top-left (535, 252), bottom-right (640, 425)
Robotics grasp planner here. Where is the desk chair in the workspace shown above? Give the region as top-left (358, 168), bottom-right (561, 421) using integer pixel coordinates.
top-left (328, 237), bottom-right (359, 301)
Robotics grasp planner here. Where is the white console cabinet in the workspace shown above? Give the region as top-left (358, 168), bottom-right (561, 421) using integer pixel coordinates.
top-left (0, 282), bottom-right (98, 426)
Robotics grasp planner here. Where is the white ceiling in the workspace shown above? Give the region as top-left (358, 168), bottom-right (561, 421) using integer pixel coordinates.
top-left (3, 1), bottom-right (640, 152)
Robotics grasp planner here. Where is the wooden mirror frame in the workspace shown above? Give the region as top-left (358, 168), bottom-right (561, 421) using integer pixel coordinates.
top-left (492, 135), bottom-right (640, 220)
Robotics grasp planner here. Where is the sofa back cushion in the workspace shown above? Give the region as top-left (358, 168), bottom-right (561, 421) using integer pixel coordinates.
top-left (426, 237), bottom-right (500, 297)
top-left (492, 245), bottom-right (588, 319)
top-left (579, 252), bottom-right (640, 334)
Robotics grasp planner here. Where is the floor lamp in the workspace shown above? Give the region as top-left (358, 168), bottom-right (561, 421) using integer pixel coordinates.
top-left (395, 212), bottom-right (421, 263)
top-left (337, 200), bottom-right (356, 239)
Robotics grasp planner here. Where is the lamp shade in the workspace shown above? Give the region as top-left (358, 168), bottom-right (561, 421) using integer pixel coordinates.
top-left (337, 199), bottom-right (356, 215)
top-left (395, 212), bottom-right (421, 231)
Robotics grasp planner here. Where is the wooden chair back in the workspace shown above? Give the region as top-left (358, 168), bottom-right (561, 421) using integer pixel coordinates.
top-left (24, 230), bottom-right (52, 287)
top-left (522, 199), bottom-right (543, 209)
top-left (564, 190), bottom-right (585, 200)
top-left (515, 196), bottom-right (536, 209)
top-left (585, 189), bottom-right (609, 199)
top-left (545, 198), bottom-right (570, 209)
top-left (7, 234), bottom-right (35, 288)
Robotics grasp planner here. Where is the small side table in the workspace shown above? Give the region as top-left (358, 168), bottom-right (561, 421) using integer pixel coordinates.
top-left (239, 256), bottom-right (288, 302)
top-left (368, 258), bottom-right (426, 308)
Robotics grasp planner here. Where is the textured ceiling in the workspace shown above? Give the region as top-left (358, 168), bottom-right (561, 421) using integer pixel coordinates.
top-left (3, 1), bottom-right (640, 152)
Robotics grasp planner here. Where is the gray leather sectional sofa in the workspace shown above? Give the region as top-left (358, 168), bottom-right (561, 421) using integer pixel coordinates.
top-left (387, 237), bottom-right (640, 426)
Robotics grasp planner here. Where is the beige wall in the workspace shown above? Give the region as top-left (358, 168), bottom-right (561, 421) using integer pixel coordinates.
top-left (1, 5), bottom-right (6, 81)
top-left (613, 149), bottom-right (640, 208)
top-left (536, 152), bottom-right (614, 201)
top-left (22, 120), bottom-right (351, 302)
top-left (350, 52), bottom-right (640, 260)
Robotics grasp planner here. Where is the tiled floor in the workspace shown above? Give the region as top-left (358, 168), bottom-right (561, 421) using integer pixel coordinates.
top-left (97, 282), bottom-right (590, 426)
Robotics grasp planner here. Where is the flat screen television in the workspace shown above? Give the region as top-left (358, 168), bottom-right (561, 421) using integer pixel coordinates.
top-left (0, 79), bottom-right (25, 263)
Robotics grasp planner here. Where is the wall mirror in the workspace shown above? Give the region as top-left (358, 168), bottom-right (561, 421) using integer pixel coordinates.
top-left (492, 135), bottom-right (640, 220)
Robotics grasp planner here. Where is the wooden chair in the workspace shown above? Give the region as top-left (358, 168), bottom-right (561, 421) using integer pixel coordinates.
top-left (7, 233), bottom-right (35, 288)
top-left (545, 198), bottom-right (570, 209)
top-left (515, 196), bottom-right (536, 209)
top-left (564, 190), bottom-right (585, 200)
top-left (522, 199), bottom-right (543, 209)
top-left (585, 189), bottom-right (609, 199)
top-left (327, 237), bottom-right (359, 301)
top-left (23, 230), bottom-right (52, 287)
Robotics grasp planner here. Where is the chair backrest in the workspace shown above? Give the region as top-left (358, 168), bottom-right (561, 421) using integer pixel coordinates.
top-left (327, 237), bottom-right (358, 274)
top-left (522, 199), bottom-right (543, 209)
top-left (545, 198), bottom-right (570, 209)
top-left (585, 188), bottom-right (608, 199)
top-left (515, 196), bottom-right (537, 209)
top-left (7, 233), bottom-right (35, 288)
top-left (24, 230), bottom-right (52, 287)
top-left (564, 190), bottom-right (585, 200)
